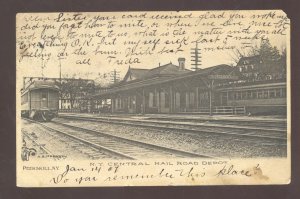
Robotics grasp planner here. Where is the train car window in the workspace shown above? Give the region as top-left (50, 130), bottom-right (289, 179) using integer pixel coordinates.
top-left (235, 92), bottom-right (240, 100)
top-left (264, 90), bottom-right (269, 98)
top-left (42, 92), bottom-right (47, 100)
top-left (269, 89), bottom-right (276, 98)
top-left (247, 91), bottom-right (252, 99)
top-left (228, 91), bottom-right (234, 100)
top-left (235, 92), bottom-right (238, 100)
top-left (252, 91), bottom-right (257, 99)
top-left (275, 89), bottom-right (281, 98)
top-left (242, 91), bottom-right (247, 100)
top-left (257, 90), bottom-right (263, 99)
top-left (282, 88), bottom-right (286, 97)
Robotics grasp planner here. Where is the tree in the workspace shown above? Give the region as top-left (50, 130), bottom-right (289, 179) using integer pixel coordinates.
top-left (231, 38), bottom-right (286, 80)
top-left (259, 39), bottom-right (286, 79)
top-left (60, 74), bottom-right (95, 109)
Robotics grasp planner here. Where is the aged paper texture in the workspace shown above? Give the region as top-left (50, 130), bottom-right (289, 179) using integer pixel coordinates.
top-left (16, 10), bottom-right (290, 187)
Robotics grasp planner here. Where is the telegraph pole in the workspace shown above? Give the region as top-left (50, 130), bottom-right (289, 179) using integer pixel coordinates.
top-left (58, 57), bottom-right (65, 110)
top-left (191, 42), bottom-right (202, 71)
top-left (41, 59), bottom-right (45, 77)
top-left (110, 69), bottom-right (120, 84)
top-left (59, 58), bottom-right (62, 84)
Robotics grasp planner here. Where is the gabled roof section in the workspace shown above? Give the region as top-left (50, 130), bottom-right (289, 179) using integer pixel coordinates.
top-left (122, 63), bottom-right (191, 83)
top-left (123, 67), bottom-right (149, 82)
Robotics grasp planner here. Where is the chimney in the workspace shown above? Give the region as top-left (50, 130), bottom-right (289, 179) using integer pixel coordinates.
top-left (178, 58), bottom-right (185, 70)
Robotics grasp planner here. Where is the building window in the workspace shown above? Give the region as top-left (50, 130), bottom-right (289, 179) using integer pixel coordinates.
top-left (128, 96), bottom-right (132, 109)
top-left (149, 92), bottom-right (154, 108)
top-left (165, 92), bottom-right (169, 108)
top-left (153, 91), bottom-right (156, 107)
top-left (189, 92), bottom-right (195, 108)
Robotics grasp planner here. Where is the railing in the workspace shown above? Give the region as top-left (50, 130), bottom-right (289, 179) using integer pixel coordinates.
top-left (215, 106), bottom-right (246, 115)
top-left (58, 109), bottom-right (81, 113)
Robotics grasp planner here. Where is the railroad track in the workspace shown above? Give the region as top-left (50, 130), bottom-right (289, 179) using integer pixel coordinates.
top-left (59, 115), bottom-right (287, 142)
top-left (23, 118), bottom-right (113, 159)
top-left (23, 118), bottom-right (215, 159)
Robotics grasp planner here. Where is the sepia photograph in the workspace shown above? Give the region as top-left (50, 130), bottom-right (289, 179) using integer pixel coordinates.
top-left (16, 10), bottom-right (290, 187)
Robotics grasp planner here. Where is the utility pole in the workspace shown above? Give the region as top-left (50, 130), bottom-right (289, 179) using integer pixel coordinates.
top-left (59, 58), bottom-right (62, 85)
top-left (191, 42), bottom-right (202, 71)
top-left (58, 57), bottom-right (65, 110)
top-left (110, 69), bottom-right (120, 84)
top-left (41, 59), bottom-right (45, 77)
top-left (209, 79), bottom-right (214, 116)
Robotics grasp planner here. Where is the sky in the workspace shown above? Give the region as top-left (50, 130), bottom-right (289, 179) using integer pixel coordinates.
top-left (16, 10), bottom-right (289, 84)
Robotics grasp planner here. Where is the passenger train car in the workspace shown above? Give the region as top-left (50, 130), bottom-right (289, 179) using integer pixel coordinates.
top-left (21, 79), bottom-right (60, 121)
top-left (216, 79), bottom-right (287, 115)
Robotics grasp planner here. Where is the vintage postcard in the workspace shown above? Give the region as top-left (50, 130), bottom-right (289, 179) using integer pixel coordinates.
top-left (16, 10), bottom-right (290, 187)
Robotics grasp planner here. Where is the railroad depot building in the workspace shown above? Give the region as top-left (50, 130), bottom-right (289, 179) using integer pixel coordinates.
top-left (91, 57), bottom-right (287, 115)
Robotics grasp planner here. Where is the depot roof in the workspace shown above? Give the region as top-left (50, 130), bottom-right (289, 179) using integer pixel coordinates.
top-left (92, 64), bottom-right (237, 98)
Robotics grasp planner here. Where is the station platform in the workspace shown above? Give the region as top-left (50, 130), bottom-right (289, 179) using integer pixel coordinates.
top-left (58, 112), bottom-right (287, 123)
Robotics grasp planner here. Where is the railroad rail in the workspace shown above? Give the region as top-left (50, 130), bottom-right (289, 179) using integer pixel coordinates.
top-left (59, 114), bottom-right (287, 142)
top-left (23, 118), bottom-right (216, 159)
top-left (22, 130), bottom-right (53, 155)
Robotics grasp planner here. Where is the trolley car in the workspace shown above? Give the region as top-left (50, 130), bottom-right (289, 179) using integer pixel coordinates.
top-left (217, 79), bottom-right (287, 115)
top-left (21, 79), bottom-right (60, 121)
